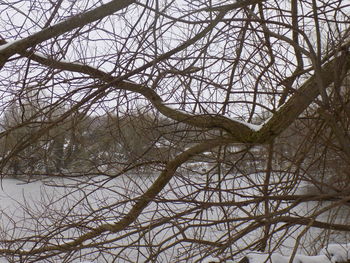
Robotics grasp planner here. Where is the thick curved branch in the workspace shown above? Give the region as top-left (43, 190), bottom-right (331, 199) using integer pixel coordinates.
top-left (6, 41), bottom-right (350, 145)
top-left (4, 44), bottom-right (257, 142)
top-left (255, 49), bottom-right (350, 143)
top-left (12, 44), bottom-right (350, 144)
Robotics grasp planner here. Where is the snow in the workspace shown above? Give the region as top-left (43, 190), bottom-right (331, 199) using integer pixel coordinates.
top-left (246, 252), bottom-right (288, 263)
top-left (236, 119), bottom-right (262, 131)
top-left (227, 118), bottom-right (262, 131)
top-left (200, 243), bottom-right (350, 263)
top-left (202, 257), bottom-right (221, 263)
top-left (0, 39), bottom-right (21, 52)
top-left (320, 243), bottom-right (350, 263)
top-left (246, 251), bottom-right (331, 263)
top-left (29, 51), bottom-right (49, 60)
top-left (160, 103), bottom-right (262, 132)
top-left (31, 51), bottom-right (86, 66)
top-left (294, 255), bottom-right (331, 263)
top-left (260, 115), bottom-right (273, 128)
top-left (159, 102), bottom-right (195, 116)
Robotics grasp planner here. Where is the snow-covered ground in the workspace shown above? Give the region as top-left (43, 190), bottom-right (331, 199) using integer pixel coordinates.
top-left (320, 243), bottom-right (350, 263)
top-left (200, 243), bottom-right (350, 263)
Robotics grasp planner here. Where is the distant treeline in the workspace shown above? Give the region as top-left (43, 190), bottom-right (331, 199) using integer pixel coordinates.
top-left (0, 102), bottom-right (208, 175)
top-left (0, 100), bottom-right (348, 194)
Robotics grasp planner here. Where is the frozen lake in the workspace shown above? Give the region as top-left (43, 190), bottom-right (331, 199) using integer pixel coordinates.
top-left (0, 174), bottom-right (349, 262)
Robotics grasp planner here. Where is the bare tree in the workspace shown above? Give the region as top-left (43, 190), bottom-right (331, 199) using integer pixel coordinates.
top-left (0, 0), bottom-right (350, 262)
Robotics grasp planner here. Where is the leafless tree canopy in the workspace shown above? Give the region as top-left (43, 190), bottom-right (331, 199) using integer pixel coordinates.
top-left (0, 0), bottom-right (350, 262)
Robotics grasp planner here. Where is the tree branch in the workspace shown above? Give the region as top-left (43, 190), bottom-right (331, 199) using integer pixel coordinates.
top-left (0, 138), bottom-right (230, 256)
top-left (11, 44), bottom-right (350, 144)
top-left (0, 0), bottom-right (135, 68)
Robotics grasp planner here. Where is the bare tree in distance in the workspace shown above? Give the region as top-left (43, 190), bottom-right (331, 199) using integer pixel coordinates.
top-left (0, 0), bottom-right (350, 262)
